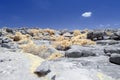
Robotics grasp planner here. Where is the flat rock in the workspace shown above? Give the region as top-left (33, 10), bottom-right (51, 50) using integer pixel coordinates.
top-left (0, 47), bottom-right (43, 80)
top-left (35, 56), bottom-right (120, 80)
top-left (96, 40), bottom-right (120, 45)
top-left (65, 45), bottom-right (105, 58)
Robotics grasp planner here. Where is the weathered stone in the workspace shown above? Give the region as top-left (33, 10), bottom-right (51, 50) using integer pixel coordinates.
top-left (87, 31), bottom-right (104, 41)
top-left (65, 45), bottom-right (104, 58)
top-left (104, 47), bottom-right (120, 54)
top-left (109, 54), bottom-right (120, 65)
top-left (96, 40), bottom-right (120, 45)
top-left (2, 37), bottom-right (12, 43)
top-left (62, 32), bottom-right (73, 37)
top-left (35, 56), bottom-right (119, 79)
top-left (1, 42), bottom-right (18, 49)
top-left (56, 45), bottom-right (70, 51)
top-left (6, 28), bottom-right (14, 34)
top-left (34, 61), bottom-right (51, 77)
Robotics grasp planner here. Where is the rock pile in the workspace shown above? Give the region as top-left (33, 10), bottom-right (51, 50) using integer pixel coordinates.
top-left (0, 27), bottom-right (120, 80)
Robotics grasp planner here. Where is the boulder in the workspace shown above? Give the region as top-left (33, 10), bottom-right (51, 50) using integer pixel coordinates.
top-left (87, 31), bottom-right (104, 41)
top-left (104, 47), bottom-right (120, 54)
top-left (65, 45), bottom-right (104, 58)
top-left (34, 56), bottom-right (118, 80)
top-left (2, 37), bottom-right (12, 43)
top-left (1, 42), bottom-right (18, 49)
top-left (5, 28), bottom-right (14, 34)
top-left (56, 45), bottom-right (70, 51)
top-left (34, 61), bottom-right (51, 77)
top-left (38, 46), bottom-right (59, 59)
top-left (109, 31), bottom-right (120, 40)
top-left (109, 54), bottom-right (120, 65)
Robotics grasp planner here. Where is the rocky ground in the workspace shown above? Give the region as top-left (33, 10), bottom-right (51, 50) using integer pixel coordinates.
top-left (0, 27), bottom-right (120, 80)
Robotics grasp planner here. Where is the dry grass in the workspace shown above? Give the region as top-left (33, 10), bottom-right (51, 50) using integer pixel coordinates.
top-left (43, 28), bottom-right (55, 35)
top-left (9, 32), bottom-right (30, 43)
top-left (29, 29), bottom-right (41, 36)
top-left (47, 53), bottom-right (64, 60)
top-left (72, 39), bottom-right (96, 46)
top-left (19, 40), bottom-right (48, 56)
top-left (54, 36), bottom-right (65, 41)
top-left (52, 40), bottom-right (72, 50)
top-left (72, 33), bottom-right (87, 40)
top-left (73, 30), bottom-right (81, 36)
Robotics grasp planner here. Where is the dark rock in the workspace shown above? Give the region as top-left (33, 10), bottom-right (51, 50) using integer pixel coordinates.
top-left (56, 45), bottom-right (70, 51)
top-left (2, 37), bottom-right (12, 43)
top-left (0, 32), bottom-right (2, 36)
top-left (6, 28), bottom-right (14, 34)
top-left (109, 31), bottom-right (120, 40)
top-left (110, 35), bottom-right (120, 40)
top-left (51, 75), bottom-right (56, 80)
top-left (1, 43), bottom-right (11, 48)
top-left (1, 42), bottom-right (18, 49)
top-left (19, 30), bottom-right (28, 35)
top-left (87, 31), bottom-right (104, 41)
top-left (109, 54), bottom-right (120, 65)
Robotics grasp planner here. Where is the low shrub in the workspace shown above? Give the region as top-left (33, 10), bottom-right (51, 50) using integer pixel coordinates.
top-left (73, 30), bottom-right (81, 36)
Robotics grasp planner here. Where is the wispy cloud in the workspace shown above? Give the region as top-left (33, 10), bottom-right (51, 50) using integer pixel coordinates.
top-left (81, 12), bottom-right (92, 17)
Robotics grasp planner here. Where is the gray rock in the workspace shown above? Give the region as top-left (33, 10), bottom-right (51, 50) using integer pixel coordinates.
top-left (96, 40), bottom-right (120, 45)
top-left (103, 35), bottom-right (110, 40)
top-left (62, 32), bottom-right (73, 37)
top-left (1, 43), bottom-right (11, 48)
top-left (87, 30), bottom-right (104, 41)
top-left (115, 31), bottom-right (120, 36)
top-left (35, 56), bottom-right (119, 80)
top-left (1, 42), bottom-right (18, 49)
top-left (34, 61), bottom-right (51, 77)
top-left (2, 37), bottom-right (12, 43)
top-left (109, 31), bottom-right (120, 40)
top-left (65, 45), bottom-right (105, 58)
top-left (5, 28), bottom-right (14, 34)
top-left (34, 40), bottom-right (51, 46)
top-left (109, 54), bottom-right (120, 65)
top-left (37, 46), bottom-right (59, 59)
top-left (104, 47), bottom-right (120, 54)
top-left (56, 45), bottom-right (70, 51)
top-left (43, 32), bottom-right (50, 36)
top-left (0, 48), bottom-right (42, 80)
top-left (59, 29), bottom-right (69, 35)
top-left (110, 35), bottom-right (120, 40)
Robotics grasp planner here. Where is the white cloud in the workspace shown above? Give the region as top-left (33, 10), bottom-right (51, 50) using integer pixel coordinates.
top-left (81, 12), bottom-right (92, 17)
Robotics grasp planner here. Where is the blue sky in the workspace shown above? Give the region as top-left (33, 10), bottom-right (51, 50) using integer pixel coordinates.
top-left (0, 0), bottom-right (120, 29)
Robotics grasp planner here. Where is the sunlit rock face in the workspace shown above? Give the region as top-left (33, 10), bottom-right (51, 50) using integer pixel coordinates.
top-left (0, 28), bottom-right (120, 80)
